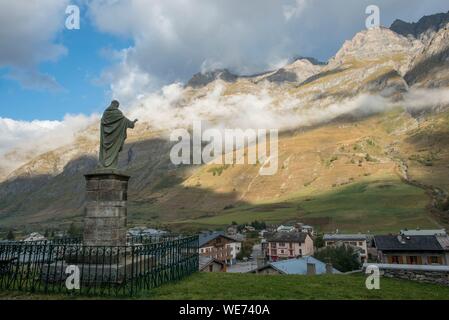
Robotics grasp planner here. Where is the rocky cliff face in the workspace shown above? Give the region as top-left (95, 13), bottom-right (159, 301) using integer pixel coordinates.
top-left (405, 22), bottom-right (449, 88)
top-left (390, 11), bottom-right (449, 43)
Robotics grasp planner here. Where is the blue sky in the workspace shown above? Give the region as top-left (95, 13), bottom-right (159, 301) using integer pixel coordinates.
top-left (1, 0), bottom-right (448, 122)
top-left (0, 11), bottom-right (131, 121)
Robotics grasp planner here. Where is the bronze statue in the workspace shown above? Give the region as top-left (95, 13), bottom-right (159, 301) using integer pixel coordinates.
top-left (98, 100), bottom-right (138, 169)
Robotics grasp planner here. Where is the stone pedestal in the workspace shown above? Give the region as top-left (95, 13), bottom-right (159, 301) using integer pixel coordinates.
top-left (83, 170), bottom-right (130, 247)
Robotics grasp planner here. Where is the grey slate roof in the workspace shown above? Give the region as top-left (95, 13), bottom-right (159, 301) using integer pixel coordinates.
top-left (374, 235), bottom-right (444, 252)
top-left (400, 229), bottom-right (447, 236)
top-left (265, 232), bottom-right (308, 243)
top-left (324, 234), bottom-right (367, 241)
top-left (198, 231), bottom-right (239, 247)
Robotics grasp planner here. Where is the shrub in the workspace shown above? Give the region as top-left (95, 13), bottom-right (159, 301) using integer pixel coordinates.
top-left (314, 245), bottom-right (361, 272)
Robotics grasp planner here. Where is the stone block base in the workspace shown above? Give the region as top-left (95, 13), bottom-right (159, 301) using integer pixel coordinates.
top-left (83, 170), bottom-right (130, 247)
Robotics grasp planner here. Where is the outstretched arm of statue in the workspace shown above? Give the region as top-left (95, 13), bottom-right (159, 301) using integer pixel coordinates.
top-left (127, 118), bottom-right (138, 129)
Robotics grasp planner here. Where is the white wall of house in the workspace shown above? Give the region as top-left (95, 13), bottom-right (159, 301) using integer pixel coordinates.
top-left (267, 235), bottom-right (314, 260)
top-left (199, 242), bottom-right (241, 264)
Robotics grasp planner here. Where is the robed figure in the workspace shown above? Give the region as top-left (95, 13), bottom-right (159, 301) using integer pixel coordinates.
top-left (98, 100), bottom-right (138, 169)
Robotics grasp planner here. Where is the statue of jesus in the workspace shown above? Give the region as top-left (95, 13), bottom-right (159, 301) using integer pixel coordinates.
top-left (98, 100), bottom-right (138, 169)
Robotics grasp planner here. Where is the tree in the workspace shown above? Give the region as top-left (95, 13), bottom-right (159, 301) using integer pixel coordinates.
top-left (314, 234), bottom-right (325, 249)
top-left (314, 245), bottom-right (361, 272)
top-left (250, 220), bottom-right (267, 230)
top-left (67, 223), bottom-right (81, 238)
top-left (6, 229), bottom-right (15, 241)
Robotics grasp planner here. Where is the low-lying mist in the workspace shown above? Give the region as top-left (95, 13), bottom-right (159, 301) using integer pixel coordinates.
top-left (1, 83), bottom-right (449, 178)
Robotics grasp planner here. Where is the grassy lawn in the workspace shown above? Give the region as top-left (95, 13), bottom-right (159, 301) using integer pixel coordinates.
top-left (171, 175), bottom-right (436, 234)
top-left (1, 273), bottom-right (449, 300)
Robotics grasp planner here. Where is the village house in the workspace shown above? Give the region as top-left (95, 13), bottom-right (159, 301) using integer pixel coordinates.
top-left (226, 225), bottom-right (238, 236)
top-left (198, 256), bottom-right (227, 272)
top-left (263, 232), bottom-right (314, 261)
top-left (374, 234), bottom-right (447, 265)
top-left (250, 256), bottom-right (339, 275)
top-left (198, 231), bottom-right (241, 265)
top-left (323, 234), bottom-right (368, 262)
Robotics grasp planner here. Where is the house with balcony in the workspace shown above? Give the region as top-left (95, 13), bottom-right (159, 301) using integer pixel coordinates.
top-left (198, 231), bottom-right (241, 265)
top-left (262, 232), bottom-right (314, 262)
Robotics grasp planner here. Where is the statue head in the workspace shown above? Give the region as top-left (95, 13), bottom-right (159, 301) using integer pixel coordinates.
top-left (109, 100), bottom-right (120, 110)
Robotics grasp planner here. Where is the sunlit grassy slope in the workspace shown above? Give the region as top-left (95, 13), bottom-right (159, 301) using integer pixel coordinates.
top-left (169, 172), bottom-right (434, 233)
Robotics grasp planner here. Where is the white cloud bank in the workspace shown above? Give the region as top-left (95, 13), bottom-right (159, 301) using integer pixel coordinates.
top-left (0, 114), bottom-right (98, 175)
top-left (2, 83), bottom-right (449, 177)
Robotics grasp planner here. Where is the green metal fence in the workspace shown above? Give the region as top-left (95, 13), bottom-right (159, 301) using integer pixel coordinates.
top-left (0, 235), bottom-right (199, 296)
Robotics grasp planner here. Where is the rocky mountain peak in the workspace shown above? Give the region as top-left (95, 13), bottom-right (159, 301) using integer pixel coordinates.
top-left (390, 11), bottom-right (449, 43)
top-left (329, 26), bottom-right (423, 71)
top-left (186, 69), bottom-right (238, 88)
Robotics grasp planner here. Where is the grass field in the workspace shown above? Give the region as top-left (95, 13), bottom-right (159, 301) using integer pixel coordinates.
top-left (170, 174), bottom-right (437, 233)
top-left (1, 273), bottom-right (449, 300)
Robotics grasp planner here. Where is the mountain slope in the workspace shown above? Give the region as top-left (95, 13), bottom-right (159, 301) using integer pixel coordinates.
top-left (2, 14), bottom-right (449, 233)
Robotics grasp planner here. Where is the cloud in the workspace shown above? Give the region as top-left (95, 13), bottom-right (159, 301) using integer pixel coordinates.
top-left (97, 48), bottom-right (159, 102)
top-left (0, 0), bottom-right (69, 89)
top-left (0, 113), bottom-right (98, 175)
top-left (2, 80), bottom-right (449, 178)
top-left (4, 69), bottom-right (64, 92)
top-left (283, 0), bottom-right (309, 21)
top-left (124, 82), bottom-right (449, 138)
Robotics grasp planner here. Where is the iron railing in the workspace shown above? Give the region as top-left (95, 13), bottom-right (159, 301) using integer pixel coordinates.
top-left (0, 235), bottom-right (199, 296)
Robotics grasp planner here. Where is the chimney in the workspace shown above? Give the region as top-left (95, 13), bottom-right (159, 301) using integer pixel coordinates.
top-left (307, 263), bottom-right (316, 275)
top-left (325, 263), bottom-right (333, 274)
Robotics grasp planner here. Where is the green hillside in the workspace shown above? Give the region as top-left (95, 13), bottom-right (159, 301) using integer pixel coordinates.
top-left (168, 173), bottom-right (437, 233)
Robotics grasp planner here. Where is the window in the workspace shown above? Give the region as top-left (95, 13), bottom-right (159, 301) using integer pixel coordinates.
top-left (280, 250), bottom-right (284, 254)
top-left (428, 256), bottom-right (441, 265)
top-left (391, 256), bottom-right (401, 264)
top-left (358, 242), bottom-right (363, 246)
top-left (289, 243), bottom-right (293, 249)
top-left (279, 242), bottom-right (285, 247)
top-left (407, 256), bottom-right (419, 265)
top-left (270, 243), bottom-right (276, 248)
